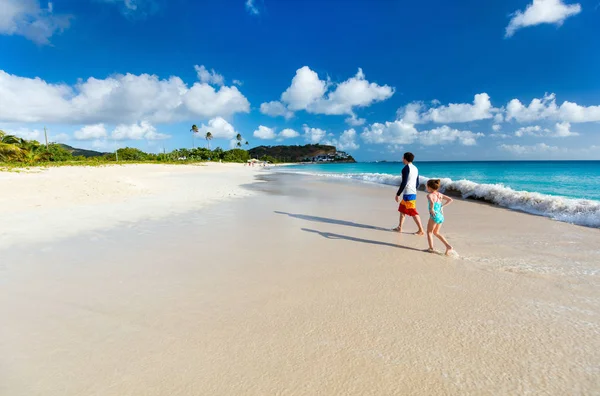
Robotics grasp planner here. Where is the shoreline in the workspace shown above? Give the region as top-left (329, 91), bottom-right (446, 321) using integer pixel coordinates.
top-left (272, 166), bottom-right (600, 228)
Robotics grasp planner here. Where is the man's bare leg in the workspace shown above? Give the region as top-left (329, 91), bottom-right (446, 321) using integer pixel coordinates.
top-left (393, 213), bottom-right (406, 232)
top-left (413, 215), bottom-right (425, 236)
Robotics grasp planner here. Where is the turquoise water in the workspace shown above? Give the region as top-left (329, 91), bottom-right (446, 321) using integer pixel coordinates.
top-left (277, 161), bottom-right (600, 227)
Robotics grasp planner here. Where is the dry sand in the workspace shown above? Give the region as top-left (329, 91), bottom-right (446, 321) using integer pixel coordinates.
top-left (1, 168), bottom-right (599, 395)
top-left (0, 163), bottom-right (258, 249)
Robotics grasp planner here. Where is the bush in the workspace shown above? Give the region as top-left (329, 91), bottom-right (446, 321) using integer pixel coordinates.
top-left (116, 147), bottom-right (149, 161)
top-left (47, 144), bottom-right (73, 162)
top-left (223, 149), bottom-right (250, 163)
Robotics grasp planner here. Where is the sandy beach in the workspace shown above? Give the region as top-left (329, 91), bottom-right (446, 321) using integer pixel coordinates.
top-left (1, 165), bottom-right (599, 395)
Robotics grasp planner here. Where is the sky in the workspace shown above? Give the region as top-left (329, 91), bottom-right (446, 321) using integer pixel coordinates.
top-left (1, 0), bottom-right (599, 161)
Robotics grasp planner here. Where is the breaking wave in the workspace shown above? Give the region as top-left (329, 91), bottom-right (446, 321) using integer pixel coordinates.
top-left (275, 170), bottom-right (600, 228)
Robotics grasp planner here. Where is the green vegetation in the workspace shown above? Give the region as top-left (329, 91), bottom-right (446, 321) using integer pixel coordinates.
top-left (248, 144), bottom-right (356, 163)
top-left (0, 129), bottom-right (254, 168)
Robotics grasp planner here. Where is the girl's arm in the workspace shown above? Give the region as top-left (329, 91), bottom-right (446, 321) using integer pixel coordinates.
top-left (441, 194), bottom-right (453, 207)
top-left (427, 194), bottom-right (436, 215)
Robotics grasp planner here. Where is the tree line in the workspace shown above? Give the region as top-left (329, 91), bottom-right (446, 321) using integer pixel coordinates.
top-left (0, 129), bottom-right (262, 166)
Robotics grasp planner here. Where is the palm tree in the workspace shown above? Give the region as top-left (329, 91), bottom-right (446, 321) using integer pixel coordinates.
top-left (190, 124), bottom-right (199, 148)
top-left (236, 141), bottom-right (242, 148)
top-left (0, 130), bottom-right (25, 162)
top-left (236, 133), bottom-right (242, 146)
top-left (245, 141), bottom-right (249, 147)
top-left (205, 132), bottom-right (213, 149)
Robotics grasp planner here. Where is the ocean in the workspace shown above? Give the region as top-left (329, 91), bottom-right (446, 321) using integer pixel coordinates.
top-left (275, 161), bottom-right (600, 228)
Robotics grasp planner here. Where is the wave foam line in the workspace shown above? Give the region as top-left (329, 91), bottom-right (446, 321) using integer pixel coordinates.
top-left (275, 170), bottom-right (600, 228)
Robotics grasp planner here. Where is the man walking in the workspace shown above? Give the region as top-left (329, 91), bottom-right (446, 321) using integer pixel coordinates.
top-left (393, 152), bottom-right (425, 235)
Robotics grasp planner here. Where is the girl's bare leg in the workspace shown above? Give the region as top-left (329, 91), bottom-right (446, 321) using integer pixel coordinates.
top-left (433, 224), bottom-right (453, 255)
top-left (426, 219), bottom-right (435, 252)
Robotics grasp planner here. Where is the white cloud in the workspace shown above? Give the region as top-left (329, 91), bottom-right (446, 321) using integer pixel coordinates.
top-left (505, 0), bottom-right (581, 38)
top-left (0, 0), bottom-right (71, 44)
top-left (398, 93), bottom-right (498, 124)
top-left (196, 117), bottom-right (237, 140)
top-left (345, 115), bottom-right (366, 126)
top-left (554, 121), bottom-right (578, 137)
top-left (490, 133), bottom-right (512, 139)
top-left (324, 128), bottom-right (360, 151)
top-left (281, 66), bottom-right (327, 111)
top-left (261, 66), bottom-right (393, 120)
top-left (506, 93), bottom-right (600, 123)
top-left (514, 122), bottom-right (578, 138)
top-left (303, 125), bottom-right (327, 144)
top-left (245, 0), bottom-right (259, 15)
top-left (419, 126), bottom-right (483, 146)
top-left (499, 143), bottom-right (559, 155)
top-left (6, 127), bottom-right (42, 141)
top-left (112, 121), bottom-right (169, 140)
top-left (260, 101), bottom-right (294, 119)
top-left (194, 65), bottom-right (224, 86)
top-left (360, 120), bottom-right (483, 146)
top-left (233, 79), bottom-right (243, 86)
top-left (279, 128), bottom-right (299, 139)
top-left (253, 125), bottom-right (277, 140)
top-left (0, 67), bottom-right (250, 124)
top-left (74, 124), bottom-right (108, 140)
top-left (492, 124), bottom-right (502, 132)
top-left (361, 120), bottom-right (418, 145)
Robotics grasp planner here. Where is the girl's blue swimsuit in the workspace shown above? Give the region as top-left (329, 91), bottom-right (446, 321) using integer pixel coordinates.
top-left (429, 194), bottom-right (445, 224)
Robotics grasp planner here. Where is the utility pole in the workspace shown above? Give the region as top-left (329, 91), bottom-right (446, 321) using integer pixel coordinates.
top-left (44, 126), bottom-right (49, 149)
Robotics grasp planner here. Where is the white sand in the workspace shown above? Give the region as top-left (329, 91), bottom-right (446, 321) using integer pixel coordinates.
top-left (0, 163), bottom-right (258, 249)
top-left (1, 169), bottom-right (599, 395)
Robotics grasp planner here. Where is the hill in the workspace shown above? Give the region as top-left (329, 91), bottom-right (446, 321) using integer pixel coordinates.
top-left (248, 144), bottom-right (356, 163)
top-left (59, 144), bottom-right (107, 158)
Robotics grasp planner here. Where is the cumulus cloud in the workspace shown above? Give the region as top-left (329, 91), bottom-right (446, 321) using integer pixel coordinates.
top-left (492, 124), bottom-right (502, 132)
top-left (196, 117), bottom-right (238, 139)
top-left (260, 101), bottom-right (294, 119)
top-left (360, 120), bottom-right (483, 146)
top-left (0, 67), bottom-right (250, 125)
top-left (245, 0), bottom-right (259, 15)
top-left (499, 143), bottom-right (559, 155)
top-left (397, 93), bottom-right (498, 124)
top-left (253, 125), bottom-right (277, 140)
top-left (505, 0), bottom-right (581, 38)
top-left (5, 127), bottom-right (42, 141)
top-left (514, 122), bottom-right (578, 137)
top-left (194, 65), bottom-right (224, 86)
top-left (112, 121), bottom-right (169, 140)
top-left (303, 125), bottom-right (327, 144)
top-left (279, 128), bottom-right (299, 139)
top-left (261, 66), bottom-right (393, 121)
top-left (345, 115), bottom-right (366, 126)
top-left (0, 0), bottom-right (72, 44)
top-left (74, 124), bottom-right (108, 140)
top-left (324, 129), bottom-right (360, 151)
top-left (506, 93), bottom-right (600, 123)
top-left (419, 126), bottom-right (483, 146)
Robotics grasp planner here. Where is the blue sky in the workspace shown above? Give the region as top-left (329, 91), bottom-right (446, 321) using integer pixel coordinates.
top-left (1, 0), bottom-right (599, 161)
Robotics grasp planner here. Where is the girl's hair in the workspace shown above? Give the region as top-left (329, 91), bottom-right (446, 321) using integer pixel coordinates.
top-left (427, 179), bottom-right (441, 190)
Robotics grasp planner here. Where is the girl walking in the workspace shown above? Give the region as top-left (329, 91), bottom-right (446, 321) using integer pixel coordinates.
top-left (426, 179), bottom-right (454, 255)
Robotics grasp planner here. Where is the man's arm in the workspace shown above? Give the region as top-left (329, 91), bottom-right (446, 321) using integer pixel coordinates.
top-left (396, 165), bottom-right (409, 196)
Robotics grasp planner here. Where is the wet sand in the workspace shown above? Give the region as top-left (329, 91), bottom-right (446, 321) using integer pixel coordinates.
top-left (1, 170), bottom-right (599, 395)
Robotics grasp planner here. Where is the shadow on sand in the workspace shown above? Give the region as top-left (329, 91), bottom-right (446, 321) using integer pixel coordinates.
top-left (275, 211), bottom-right (408, 233)
top-left (301, 228), bottom-right (426, 253)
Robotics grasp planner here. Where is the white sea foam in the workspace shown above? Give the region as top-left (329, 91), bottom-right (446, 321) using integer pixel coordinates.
top-left (275, 169), bottom-right (600, 228)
